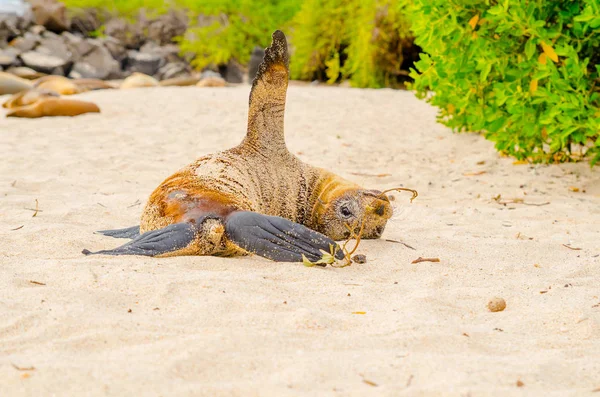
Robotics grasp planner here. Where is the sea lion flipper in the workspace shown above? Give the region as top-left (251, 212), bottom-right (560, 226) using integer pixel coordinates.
top-left (225, 211), bottom-right (345, 263)
top-left (95, 226), bottom-right (140, 239)
top-left (244, 30), bottom-right (289, 150)
top-left (83, 223), bottom-right (195, 256)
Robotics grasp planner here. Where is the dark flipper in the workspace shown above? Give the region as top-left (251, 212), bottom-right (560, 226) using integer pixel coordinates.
top-left (83, 223), bottom-right (195, 256)
top-left (96, 226), bottom-right (140, 239)
top-left (225, 211), bottom-right (345, 263)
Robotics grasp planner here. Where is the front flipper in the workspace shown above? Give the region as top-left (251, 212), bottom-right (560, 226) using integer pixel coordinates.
top-left (96, 225), bottom-right (140, 239)
top-left (225, 211), bottom-right (345, 263)
top-left (83, 222), bottom-right (195, 256)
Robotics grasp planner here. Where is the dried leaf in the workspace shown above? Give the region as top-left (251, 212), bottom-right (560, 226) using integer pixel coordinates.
top-left (468, 15), bottom-right (479, 30)
top-left (412, 257), bottom-right (440, 264)
top-left (569, 186), bottom-right (580, 192)
top-left (541, 42), bottom-right (558, 63)
top-left (529, 79), bottom-right (538, 94)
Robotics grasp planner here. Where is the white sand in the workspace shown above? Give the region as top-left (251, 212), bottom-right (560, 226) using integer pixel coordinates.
top-left (1, 85), bottom-right (599, 396)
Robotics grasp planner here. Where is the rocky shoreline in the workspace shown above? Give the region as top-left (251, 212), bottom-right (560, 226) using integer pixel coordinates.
top-left (0, 0), bottom-right (257, 84)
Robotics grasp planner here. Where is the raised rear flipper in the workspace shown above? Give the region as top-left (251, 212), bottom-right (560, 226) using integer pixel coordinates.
top-left (225, 211), bottom-right (345, 262)
top-left (96, 226), bottom-right (140, 239)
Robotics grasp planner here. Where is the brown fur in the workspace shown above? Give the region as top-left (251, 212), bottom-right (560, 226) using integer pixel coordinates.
top-left (34, 76), bottom-right (81, 95)
top-left (6, 98), bottom-right (100, 118)
top-left (137, 31), bottom-right (392, 258)
top-left (2, 88), bottom-right (59, 109)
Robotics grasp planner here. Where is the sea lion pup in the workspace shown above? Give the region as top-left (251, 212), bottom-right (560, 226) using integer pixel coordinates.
top-left (6, 98), bottom-right (100, 118)
top-left (0, 71), bottom-right (33, 95)
top-left (83, 30), bottom-right (392, 262)
top-left (159, 76), bottom-right (200, 87)
top-left (33, 76), bottom-right (81, 95)
top-left (121, 73), bottom-right (159, 89)
top-left (2, 88), bottom-right (59, 109)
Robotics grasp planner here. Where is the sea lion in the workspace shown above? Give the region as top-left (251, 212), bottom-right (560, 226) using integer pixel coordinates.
top-left (33, 75), bottom-right (81, 95)
top-left (6, 97), bottom-right (100, 118)
top-left (0, 71), bottom-right (33, 95)
top-left (121, 73), bottom-right (159, 89)
top-left (2, 88), bottom-right (59, 109)
top-left (83, 31), bottom-right (392, 262)
top-left (159, 76), bottom-right (201, 87)
top-left (5, 67), bottom-right (47, 80)
top-left (73, 79), bottom-right (117, 91)
top-left (196, 76), bottom-right (226, 87)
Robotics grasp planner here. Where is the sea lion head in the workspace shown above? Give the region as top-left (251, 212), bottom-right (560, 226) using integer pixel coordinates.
top-left (314, 185), bottom-right (393, 241)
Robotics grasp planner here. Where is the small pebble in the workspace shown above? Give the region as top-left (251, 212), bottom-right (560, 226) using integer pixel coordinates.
top-left (352, 254), bottom-right (367, 264)
top-left (488, 297), bottom-right (506, 312)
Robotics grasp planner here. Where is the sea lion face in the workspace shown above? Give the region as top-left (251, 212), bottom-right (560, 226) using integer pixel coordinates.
top-left (319, 189), bottom-right (393, 241)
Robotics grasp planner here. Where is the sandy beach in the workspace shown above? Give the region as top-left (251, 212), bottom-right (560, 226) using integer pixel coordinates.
top-left (1, 85), bottom-right (599, 396)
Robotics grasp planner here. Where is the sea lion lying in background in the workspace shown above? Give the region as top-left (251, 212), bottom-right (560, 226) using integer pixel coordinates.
top-left (6, 97), bottom-right (100, 118)
top-left (2, 88), bottom-right (58, 109)
top-left (83, 31), bottom-right (392, 262)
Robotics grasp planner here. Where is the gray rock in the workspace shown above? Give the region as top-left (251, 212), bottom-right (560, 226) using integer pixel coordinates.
top-left (200, 70), bottom-right (222, 80)
top-left (9, 31), bottom-right (40, 52)
top-left (29, 24), bottom-right (45, 35)
top-left (101, 36), bottom-right (127, 63)
top-left (61, 31), bottom-right (94, 60)
top-left (156, 62), bottom-right (190, 80)
top-left (104, 18), bottom-right (144, 50)
top-left (248, 46), bottom-right (264, 82)
top-left (147, 10), bottom-right (187, 46)
top-left (37, 30), bottom-right (73, 62)
top-left (69, 7), bottom-right (102, 36)
top-left (19, 50), bottom-right (72, 75)
top-left (70, 40), bottom-right (120, 80)
top-left (220, 59), bottom-right (244, 84)
top-left (0, 47), bottom-right (19, 67)
top-left (125, 50), bottom-right (162, 76)
top-left (1, 4), bottom-right (33, 47)
top-left (29, 0), bottom-right (69, 33)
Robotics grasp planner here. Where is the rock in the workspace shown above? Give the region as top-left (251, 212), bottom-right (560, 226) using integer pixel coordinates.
top-left (352, 254), bottom-right (367, 264)
top-left (0, 2), bottom-right (33, 46)
top-left (219, 59), bottom-right (244, 84)
top-left (0, 47), bottom-right (19, 67)
top-left (121, 72), bottom-right (158, 89)
top-left (61, 31), bottom-right (94, 60)
top-left (69, 8), bottom-right (102, 36)
top-left (37, 30), bottom-right (73, 62)
top-left (70, 40), bottom-right (120, 80)
top-left (5, 65), bottom-right (45, 79)
top-left (147, 10), bottom-right (187, 46)
top-left (19, 50), bottom-right (72, 75)
top-left (0, 70), bottom-right (33, 94)
top-left (140, 42), bottom-right (180, 64)
top-left (101, 36), bottom-right (127, 63)
top-left (104, 18), bottom-right (144, 50)
top-left (156, 62), bottom-right (190, 80)
top-left (29, 0), bottom-right (69, 33)
top-left (487, 297), bottom-right (506, 312)
top-left (8, 31), bottom-right (40, 52)
top-left (29, 24), bottom-right (45, 35)
top-left (248, 46), bottom-right (264, 82)
top-left (124, 50), bottom-right (162, 76)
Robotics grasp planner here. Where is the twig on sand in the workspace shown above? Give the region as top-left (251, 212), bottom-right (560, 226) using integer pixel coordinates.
top-left (11, 225), bottom-right (24, 231)
top-left (562, 244), bottom-right (582, 251)
top-left (350, 172), bottom-right (392, 178)
top-left (128, 199), bottom-right (141, 208)
top-left (406, 375), bottom-right (414, 387)
top-left (411, 257), bottom-right (440, 264)
top-left (29, 280), bottom-right (46, 286)
top-left (25, 199), bottom-right (41, 216)
top-left (12, 363), bottom-right (35, 371)
top-left (385, 239), bottom-right (416, 250)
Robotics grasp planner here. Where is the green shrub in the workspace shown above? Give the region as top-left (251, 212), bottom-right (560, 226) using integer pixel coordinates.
top-left (178, 0), bottom-right (301, 70)
top-left (291, 0), bottom-right (415, 88)
top-left (409, 0), bottom-right (600, 165)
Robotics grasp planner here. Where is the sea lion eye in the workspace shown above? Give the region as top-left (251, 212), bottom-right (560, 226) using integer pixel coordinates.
top-left (340, 205), bottom-right (353, 218)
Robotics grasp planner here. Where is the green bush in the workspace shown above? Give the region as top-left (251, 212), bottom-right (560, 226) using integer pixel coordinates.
top-left (178, 0), bottom-right (301, 70)
top-left (291, 0), bottom-right (415, 88)
top-left (409, 0), bottom-right (600, 165)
